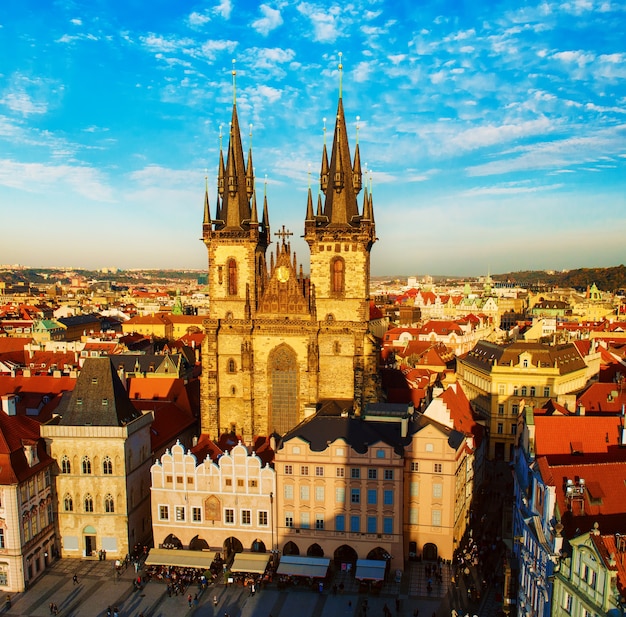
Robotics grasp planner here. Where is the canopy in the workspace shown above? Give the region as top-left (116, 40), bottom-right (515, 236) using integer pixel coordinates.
top-left (230, 553), bottom-right (270, 574)
top-left (145, 548), bottom-right (217, 569)
top-left (276, 555), bottom-right (330, 578)
top-left (355, 559), bottom-right (387, 581)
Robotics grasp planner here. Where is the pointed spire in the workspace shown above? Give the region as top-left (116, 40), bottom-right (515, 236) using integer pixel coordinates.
top-left (305, 186), bottom-right (315, 222)
top-left (250, 191), bottom-right (258, 224)
top-left (368, 170), bottom-right (375, 225)
top-left (262, 175), bottom-right (270, 231)
top-left (316, 193), bottom-right (323, 217)
top-left (353, 116), bottom-right (362, 195)
top-left (246, 124), bottom-right (254, 199)
top-left (203, 175), bottom-right (211, 226)
top-left (338, 52), bottom-right (343, 99)
top-left (320, 117), bottom-right (329, 192)
top-left (218, 125), bottom-right (225, 196)
top-left (361, 186), bottom-right (370, 221)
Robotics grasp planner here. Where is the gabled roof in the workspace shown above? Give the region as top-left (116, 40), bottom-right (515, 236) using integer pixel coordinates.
top-left (577, 383), bottom-right (626, 414)
top-left (55, 357), bottom-right (142, 426)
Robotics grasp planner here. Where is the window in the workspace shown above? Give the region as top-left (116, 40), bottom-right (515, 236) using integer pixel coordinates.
top-left (104, 494), bottom-right (114, 513)
top-left (530, 386), bottom-right (536, 397)
top-left (367, 516), bottom-right (377, 533)
top-left (523, 359), bottom-right (529, 368)
top-left (351, 468), bottom-right (360, 479)
top-left (335, 514), bottom-right (345, 531)
top-left (511, 424), bottom-right (517, 435)
top-left (225, 509), bottom-right (234, 524)
top-left (103, 456), bottom-right (113, 475)
top-left (368, 469), bottom-right (377, 480)
top-left (410, 482), bottom-right (419, 497)
top-left (350, 515), bottom-right (360, 532)
top-left (241, 510), bottom-right (251, 525)
top-left (376, 449), bottom-right (386, 458)
top-left (300, 466), bottom-right (309, 476)
top-left (432, 483), bottom-right (443, 499)
top-left (284, 465), bottom-right (293, 475)
top-left (192, 507), bottom-right (201, 522)
top-left (521, 386), bottom-right (527, 396)
top-left (498, 404), bottom-right (504, 416)
top-left (82, 457), bottom-right (92, 475)
top-left (410, 462), bottom-right (419, 472)
top-left (351, 489), bottom-right (360, 504)
top-left (497, 423), bottom-right (504, 434)
top-left (331, 257), bottom-right (345, 294)
top-left (368, 489), bottom-right (377, 505)
top-left (512, 404), bottom-right (519, 416)
top-left (434, 463), bottom-right (442, 473)
top-left (383, 517), bottom-right (393, 534)
top-left (315, 466), bottom-right (324, 477)
top-left (0, 529), bottom-right (4, 549)
top-left (258, 511), bottom-right (268, 526)
top-left (431, 510), bottom-right (441, 526)
top-left (227, 259), bottom-right (237, 295)
top-left (543, 386), bottom-right (550, 397)
top-left (285, 513), bottom-right (294, 528)
top-left (159, 505), bottom-right (169, 520)
top-left (384, 469), bottom-right (394, 480)
top-left (336, 467), bottom-right (345, 478)
top-left (562, 592), bottom-right (572, 612)
top-left (225, 478), bottom-right (232, 486)
top-left (175, 507), bottom-right (185, 522)
top-left (315, 486), bottom-right (325, 501)
top-left (513, 386), bottom-right (519, 396)
top-left (409, 507), bottom-right (418, 525)
top-left (227, 358), bottom-right (236, 373)
top-left (237, 479), bottom-right (244, 487)
top-left (84, 494), bottom-right (94, 513)
top-left (336, 487), bottom-right (345, 503)
top-left (383, 490), bottom-right (394, 505)
top-left (315, 514), bottom-right (324, 530)
top-left (498, 384), bottom-right (505, 395)
top-left (61, 456), bottom-right (71, 474)
top-left (425, 443), bottom-right (433, 452)
top-left (300, 486), bottom-right (310, 501)
top-left (300, 512), bottom-right (310, 529)
top-left (284, 485), bottom-right (294, 500)
top-left (64, 494), bottom-right (73, 512)
top-left (248, 479), bottom-right (257, 488)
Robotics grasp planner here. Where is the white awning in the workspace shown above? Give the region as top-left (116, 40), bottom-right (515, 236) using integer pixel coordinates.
top-left (355, 559), bottom-right (387, 581)
top-left (276, 555), bottom-right (330, 578)
top-left (145, 548), bottom-right (217, 569)
top-left (230, 553), bottom-right (270, 574)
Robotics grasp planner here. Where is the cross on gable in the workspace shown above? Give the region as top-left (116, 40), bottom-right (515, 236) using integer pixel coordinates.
top-left (274, 225), bottom-right (293, 244)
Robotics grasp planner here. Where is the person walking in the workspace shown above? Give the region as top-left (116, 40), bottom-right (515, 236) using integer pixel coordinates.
top-left (72, 573), bottom-right (79, 585)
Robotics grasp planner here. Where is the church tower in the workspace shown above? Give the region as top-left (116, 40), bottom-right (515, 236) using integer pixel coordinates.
top-left (200, 62), bottom-right (379, 440)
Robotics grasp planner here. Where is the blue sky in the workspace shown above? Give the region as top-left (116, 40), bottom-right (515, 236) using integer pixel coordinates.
top-left (0, 0), bottom-right (624, 277)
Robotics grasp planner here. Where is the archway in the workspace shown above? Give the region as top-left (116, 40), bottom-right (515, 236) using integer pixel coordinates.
top-left (307, 543), bottom-right (324, 557)
top-left (163, 534), bottom-right (183, 549)
top-left (223, 537), bottom-right (243, 561)
top-left (189, 536), bottom-right (209, 551)
top-left (283, 541), bottom-right (300, 556)
top-left (423, 543), bottom-right (438, 561)
top-left (251, 539), bottom-right (266, 553)
top-left (366, 547), bottom-right (391, 561)
top-left (334, 544), bottom-right (358, 569)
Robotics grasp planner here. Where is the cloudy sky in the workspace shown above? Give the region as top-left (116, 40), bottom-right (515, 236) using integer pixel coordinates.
top-left (0, 0), bottom-right (624, 276)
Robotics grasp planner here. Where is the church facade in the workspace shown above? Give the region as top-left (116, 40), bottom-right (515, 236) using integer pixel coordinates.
top-left (200, 81), bottom-right (379, 439)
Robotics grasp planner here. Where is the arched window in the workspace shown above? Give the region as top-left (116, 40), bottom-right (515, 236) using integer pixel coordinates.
top-left (82, 456), bottom-right (92, 475)
top-left (84, 494), bottom-right (94, 513)
top-left (331, 257), bottom-right (345, 294)
top-left (227, 259), bottom-right (238, 296)
top-left (521, 386), bottom-right (527, 397)
top-left (227, 358), bottom-right (236, 373)
top-left (104, 494), bottom-right (115, 513)
top-left (61, 456), bottom-right (71, 474)
top-left (63, 494), bottom-right (73, 512)
top-left (103, 456), bottom-right (113, 475)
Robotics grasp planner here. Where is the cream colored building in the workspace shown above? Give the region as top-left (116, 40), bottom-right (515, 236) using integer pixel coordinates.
top-left (274, 405), bottom-right (406, 574)
top-left (150, 440), bottom-right (275, 557)
top-left (457, 341), bottom-right (595, 461)
top-left (41, 358), bottom-right (153, 559)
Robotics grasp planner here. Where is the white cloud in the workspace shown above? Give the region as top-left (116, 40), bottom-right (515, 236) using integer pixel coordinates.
top-left (1, 91), bottom-right (47, 115)
top-left (214, 0), bottom-right (233, 19)
top-left (129, 165), bottom-right (198, 189)
top-left (297, 3), bottom-right (343, 43)
top-left (188, 11), bottom-right (211, 27)
top-left (252, 5), bottom-right (283, 36)
top-left (199, 39), bottom-right (238, 61)
top-left (0, 159), bottom-right (114, 200)
top-left (248, 47), bottom-right (295, 70)
top-left (461, 182), bottom-right (564, 196)
top-left (70, 18), bottom-right (82, 26)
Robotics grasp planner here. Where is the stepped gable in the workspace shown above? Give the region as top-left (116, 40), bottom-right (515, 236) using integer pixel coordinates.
top-left (56, 357), bottom-right (142, 426)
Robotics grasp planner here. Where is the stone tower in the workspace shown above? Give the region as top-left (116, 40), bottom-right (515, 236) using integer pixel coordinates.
top-left (200, 70), bottom-right (379, 440)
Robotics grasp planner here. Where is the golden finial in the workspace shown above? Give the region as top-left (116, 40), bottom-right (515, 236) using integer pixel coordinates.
top-left (264, 174), bottom-right (268, 196)
top-left (249, 124), bottom-right (253, 149)
top-left (219, 123), bottom-right (224, 151)
top-left (232, 59), bottom-right (237, 104)
top-left (323, 117), bottom-right (327, 146)
top-left (338, 52), bottom-right (343, 98)
top-left (356, 115), bottom-right (360, 145)
top-left (308, 163), bottom-right (311, 189)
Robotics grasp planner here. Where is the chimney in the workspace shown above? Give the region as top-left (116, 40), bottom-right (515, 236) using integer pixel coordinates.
top-left (576, 404), bottom-right (585, 416)
top-left (1, 394), bottom-right (17, 416)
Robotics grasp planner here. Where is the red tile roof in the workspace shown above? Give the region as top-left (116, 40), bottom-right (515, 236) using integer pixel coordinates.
top-left (577, 383), bottom-right (626, 414)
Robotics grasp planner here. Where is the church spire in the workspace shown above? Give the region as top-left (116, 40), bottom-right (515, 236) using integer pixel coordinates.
top-left (353, 116), bottom-right (362, 195)
top-left (320, 117), bottom-right (329, 193)
top-left (246, 124), bottom-right (255, 199)
top-left (203, 175), bottom-right (211, 226)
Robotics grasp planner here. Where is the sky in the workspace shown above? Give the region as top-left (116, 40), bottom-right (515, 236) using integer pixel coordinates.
top-left (0, 0), bottom-right (625, 277)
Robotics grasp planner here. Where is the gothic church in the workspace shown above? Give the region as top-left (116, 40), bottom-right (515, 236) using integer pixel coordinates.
top-left (200, 74), bottom-right (379, 439)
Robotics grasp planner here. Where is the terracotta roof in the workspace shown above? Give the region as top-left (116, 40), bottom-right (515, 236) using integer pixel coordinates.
top-left (132, 399), bottom-right (196, 452)
top-left (125, 314), bottom-right (173, 325)
top-left (369, 301), bottom-right (383, 320)
top-left (591, 534), bottom-right (626, 598)
top-left (577, 383), bottom-right (626, 414)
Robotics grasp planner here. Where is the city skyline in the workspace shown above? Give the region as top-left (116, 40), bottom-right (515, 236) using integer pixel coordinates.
top-left (0, 0), bottom-right (624, 276)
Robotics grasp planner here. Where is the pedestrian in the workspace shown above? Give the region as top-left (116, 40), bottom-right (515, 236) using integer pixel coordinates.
top-left (213, 595), bottom-right (218, 607)
top-left (72, 573), bottom-right (78, 585)
top-left (49, 601), bottom-right (55, 614)
top-left (188, 593), bottom-right (193, 607)
top-left (107, 606), bottom-right (112, 617)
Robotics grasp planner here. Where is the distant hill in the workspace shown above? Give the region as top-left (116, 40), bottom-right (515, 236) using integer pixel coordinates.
top-left (493, 265), bottom-right (626, 292)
